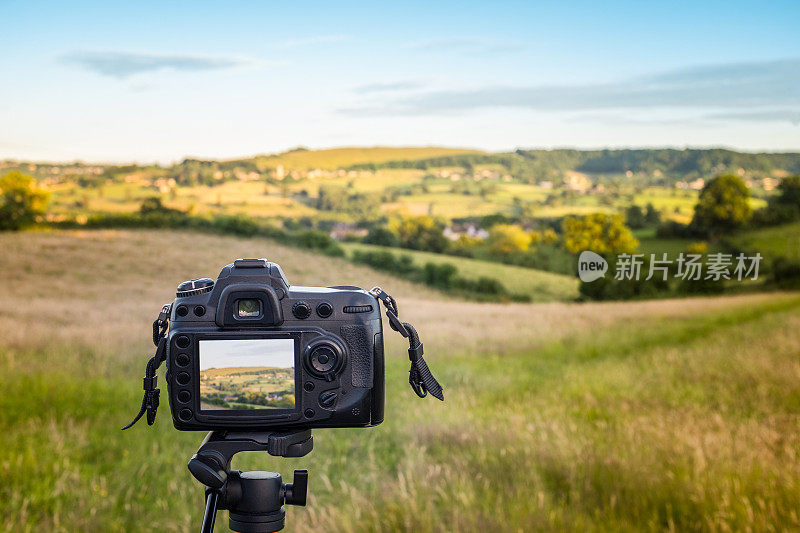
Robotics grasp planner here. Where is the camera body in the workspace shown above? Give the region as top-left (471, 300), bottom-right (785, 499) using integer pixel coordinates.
top-left (165, 258), bottom-right (384, 431)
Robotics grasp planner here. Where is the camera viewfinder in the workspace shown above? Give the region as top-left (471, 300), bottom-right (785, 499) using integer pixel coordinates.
top-left (237, 298), bottom-right (262, 318)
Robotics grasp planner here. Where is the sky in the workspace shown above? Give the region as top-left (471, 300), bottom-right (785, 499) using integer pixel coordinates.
top-left (199, 339), bottom-right (295, 370)
top-left (1, 0), bottom-right (799, 163)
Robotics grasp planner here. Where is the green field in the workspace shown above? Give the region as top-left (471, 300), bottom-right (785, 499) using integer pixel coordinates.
top-left (3, 230), bottom-right (800, 531)
top-left (246, 146), bottom-right (485, 170)
top-left (730, 221), bottom-right (800, 261)
top-left (342, 241), bottom-right (580, 302)
top-left (200, 366), bottom-right (295, 410)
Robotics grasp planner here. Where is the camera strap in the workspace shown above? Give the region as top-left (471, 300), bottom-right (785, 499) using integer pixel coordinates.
top-left (121, 304), bottom-right (171, 430)
top-left (370, 287), bottom-right (444, 401)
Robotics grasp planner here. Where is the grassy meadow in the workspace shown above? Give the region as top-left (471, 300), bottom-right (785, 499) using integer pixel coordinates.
top-left (342, 241), bottom-right (579, 302)
top-left (2, 229), bottom-right (800, 531)
top-left (730, 221), bottom-right (800, 261)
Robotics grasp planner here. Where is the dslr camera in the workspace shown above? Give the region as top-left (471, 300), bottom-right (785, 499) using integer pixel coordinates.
top-left (124, 258), bottom-right (443, 532)
top-left (125, 258), bottom-right (443, 432)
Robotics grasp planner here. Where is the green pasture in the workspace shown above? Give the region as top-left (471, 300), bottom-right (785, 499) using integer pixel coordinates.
top-left (342, 242), bottom-right (579, 302)
top-left (730, 221), bottom-right (800, 261)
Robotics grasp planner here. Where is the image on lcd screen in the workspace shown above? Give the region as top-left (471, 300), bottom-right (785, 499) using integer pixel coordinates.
top-left (199, 339), bottom-right (295, 410)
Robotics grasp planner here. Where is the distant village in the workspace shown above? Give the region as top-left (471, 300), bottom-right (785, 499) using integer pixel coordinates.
top-left (1, 159), bottom-right (780, 192)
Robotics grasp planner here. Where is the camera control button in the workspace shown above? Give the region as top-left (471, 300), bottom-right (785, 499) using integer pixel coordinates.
top-left (318, 390), bottom-right (337, 408)
top-left (316, 302), bottom-right (333, 318)
top-left (177, 372), bottom-right (191, 385)
top-left (309, 345), bottom-right (337, 373)
top-left (292, 302), bottom-right (311, 319)
top-left (178, 390), bottom-right (191, 403)
top-left (179, 408), bottom-right (193, 421)
top-left (343, 305), bottom-right (373, 313)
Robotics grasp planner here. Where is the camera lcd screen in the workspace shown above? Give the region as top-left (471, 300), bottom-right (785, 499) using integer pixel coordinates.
top-left (198, 339), bottom-right (295, 411)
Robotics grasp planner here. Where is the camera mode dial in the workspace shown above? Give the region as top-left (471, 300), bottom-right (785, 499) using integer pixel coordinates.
top-left (176, 278), bottom-right (214, 298)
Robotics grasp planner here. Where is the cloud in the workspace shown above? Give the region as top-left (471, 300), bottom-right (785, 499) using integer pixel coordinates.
top-left (353, 80), bottom-right (426, 94)
top-left (405, 38), bottom-right (524, 54)
top-left (340, 58), bottom-right (800, 119)
top-left (278, 34), bottom-right (350, 48)
top-left (60, 51), bottom-right (254, 79)
top-left (705, 109), bottom-right (800, 126)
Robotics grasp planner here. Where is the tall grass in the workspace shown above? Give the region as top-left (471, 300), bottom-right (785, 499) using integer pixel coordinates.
top-left (2, 230), bottom-right (800, 531)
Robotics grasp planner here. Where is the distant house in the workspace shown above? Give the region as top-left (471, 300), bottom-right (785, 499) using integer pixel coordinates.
top-left (689, 178), bottom-right (705, 190)
top-left (563, 172), bottom-right (592, 192)
top-left (329, 223), bottom-right (368, 241)
top-left (443, 224), bottom-right (489, 241)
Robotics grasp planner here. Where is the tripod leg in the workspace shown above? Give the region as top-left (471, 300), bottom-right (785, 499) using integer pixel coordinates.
top-left (201, 490), bottom-right (220, 533)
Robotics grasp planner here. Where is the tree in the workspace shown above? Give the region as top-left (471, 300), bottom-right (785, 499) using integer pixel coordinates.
top-left (562, 213), bottom-right (639, 255)
top-left (775, 175), bottom-right (800, 207)
top-left (691, 174), bottom-right (752, 236)
top-left (0, 171), bottom-right (49, 231)
top-left (483, 224), bottom-right (532, 256)
top-left (625, 205), bottom-right (646, 229)
top-left (389, 215), bottom-right (449, 253)
top-left (363, 227), bottom-right (398, 247)
top-left (644, 203), bottom-right (661, 225)
top-left (139, 196), bottom-right (184, 215)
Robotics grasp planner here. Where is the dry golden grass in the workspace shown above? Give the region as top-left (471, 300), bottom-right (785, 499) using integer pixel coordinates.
top-left (1, 229), bottom-right (785, 360)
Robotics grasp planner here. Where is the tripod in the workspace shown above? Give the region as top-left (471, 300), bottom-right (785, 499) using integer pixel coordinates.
top-left (187, 430), bottom-right (313, 533)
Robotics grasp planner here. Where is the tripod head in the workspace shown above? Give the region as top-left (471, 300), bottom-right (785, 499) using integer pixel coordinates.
top-left (188, 430), bottom-right (313, 533)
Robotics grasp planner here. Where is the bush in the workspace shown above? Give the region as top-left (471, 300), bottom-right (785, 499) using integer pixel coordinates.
top-left (771, 258), bottom-right (800, 289)
top-left (488, 244), bottom-right (575, 276)
top-left (352, 250), bottom-right (413, 273)
top-left (562, 213), bottom-right (638, 255)
top-left (751, 204), bottom-right (800, 227)
top-left (0, 171), bottom-right (50, 231)
top-left (456, 275), bottom-right (507, 296)
top-left (351, 249), bottom-right (516, 300)
top-left (421, 262), bottom-right (458, 289)
top-left (363, 227), bottom-right (399, 247)
top-left (302, 233), bottom-right (344, 257)
top-left (579, 255), bottom-right (671, 300)
top-left (207, 215), bottom-right (259, 236)
top-left (656, 220), bottom-right (704, 239)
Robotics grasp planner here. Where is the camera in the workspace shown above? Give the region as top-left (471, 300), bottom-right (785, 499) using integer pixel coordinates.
top-left (123, 257), bottom-right (443, 531)
top-left (165, 258), bottom-right (386, 431)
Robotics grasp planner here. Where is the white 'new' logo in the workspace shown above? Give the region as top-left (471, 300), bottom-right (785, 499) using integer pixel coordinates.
top-left (578, 251), bottom-right (608, 282)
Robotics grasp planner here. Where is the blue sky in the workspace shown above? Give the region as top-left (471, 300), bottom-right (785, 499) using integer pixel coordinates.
top-left (1, 1), bottom-right (798, 163)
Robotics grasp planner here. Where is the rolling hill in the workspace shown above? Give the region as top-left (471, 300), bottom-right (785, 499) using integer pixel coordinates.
top-left (227, 146), bottom-right (486, 171)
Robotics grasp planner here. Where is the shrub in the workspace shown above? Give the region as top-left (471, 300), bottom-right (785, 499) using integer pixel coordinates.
top-left (293, 230), bottom-right (344, 256)
top-left (771, 258), bottom-right (800, 289)
top-left (351, 249), bottom-right (515, 300)
top-left (363, 227), bottom-right (399, 247)
top-left (0, 171), bottom-right (50, 231)
top-left (421, 262), bottom-right (458, 289)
